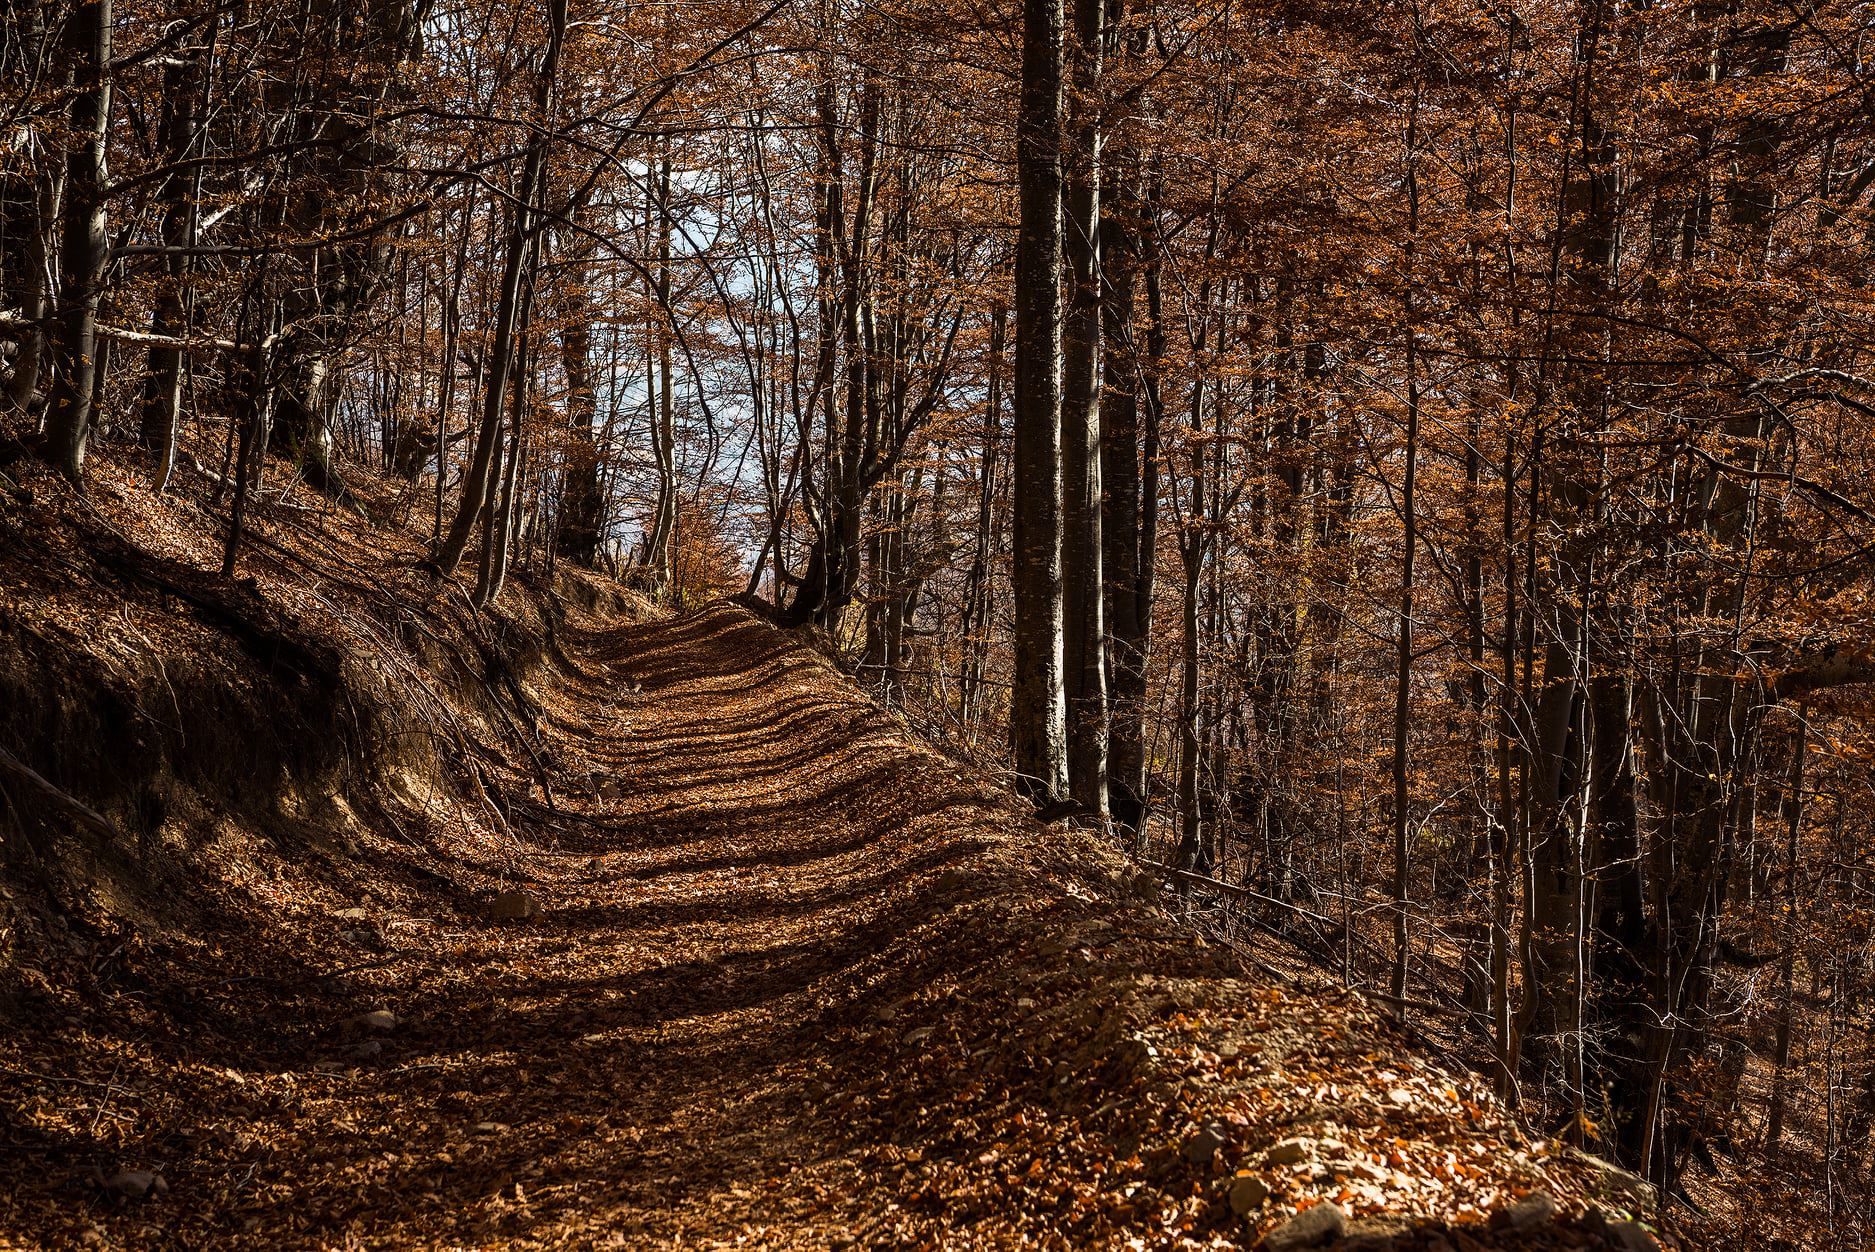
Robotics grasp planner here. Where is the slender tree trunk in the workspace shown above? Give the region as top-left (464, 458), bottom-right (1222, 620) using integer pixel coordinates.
top-left (7, 169), bottom-right (56, 420)
top-left (478, 328), bottom-right (530, 606)
top-left (555, 198), bottom-right (604, 564)
top-left (221, 343), bottom-right (273, 577)
top-left (1765, 707), bottom-right (1807, 1151)
top-left (1174, 363), bottom-right (1210, 875)
top-left (1390, 316), bottom-right (1419, 1011)
top-left (645, 143), bottom-right (678, 592)
top-left (4, 0), bottom-right (56, 420)
top-left (434, 0), bottom-right (564, 577)
top-left (433, 196), bottom-right (474, 549)
top-left (1060, 0), bottom-right (1107, 817)
top-left (960, 303), bottom-right (1006, 730)
top-left (140, 44), bottom-right (207, 491)
top-left (1175, 532), bottom-right (1206, 875)
top-left (436, 190), bottom-right (537, 575)
top-left (1390, 105), bottom-right (1422, 1011)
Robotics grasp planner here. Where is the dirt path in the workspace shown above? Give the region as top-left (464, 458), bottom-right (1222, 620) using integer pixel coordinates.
top-left (259, 602), bottom-right (1046, 1249)
top-left (3, 598), bottom-right (1618, 1250)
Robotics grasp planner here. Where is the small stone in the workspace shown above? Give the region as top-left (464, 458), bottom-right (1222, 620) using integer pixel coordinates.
top-left (473, 1122), bottom-right (509, 1135)
top-left (1263, 1139), bottom-right (1312, 1166)
top-left (901, 1026), bottom-right (935, 1046)
top-left (1388, 1087), bottom-right (1413, 1105)
top-left (1568, 1149), bottom-right (1657, 1204)
top-left (1187, 1122), bottom-right (1229, 1167)
top-left (487, 890), bottom-right (543, 921)
top-left (1217, 1042), bottom-right (1241, 1059)
top-left (871, 1005), bottom-right (899, 1024)
top-left (933, 868), bottom-right (973, 893)
top-left (1228, 1173), bottom-right (1271, 1215)
top-left (1261, 1201), bottom-right (1346, 1250)
top-left (1607, 1220), bottom-right (1661, 1252)
top-left (1495, 1191), bottom-right (1558, 1231)
top-left (1322, 1158), bottom-right (1387, 1183)
top-left (355, 1009), bottom-right (399, 1032)
top-left (103, 1170), bottom-right (165, 1199)
top-left (333, 907), bottom-right (369, 921)
top-left (344, 1039), bottom-right (383, 1061)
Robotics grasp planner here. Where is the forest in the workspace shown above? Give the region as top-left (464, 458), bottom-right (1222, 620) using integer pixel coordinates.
top-left (3, 0), bottom-right (1874, 1244)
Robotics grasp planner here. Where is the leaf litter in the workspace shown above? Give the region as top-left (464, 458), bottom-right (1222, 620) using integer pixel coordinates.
top-left (0, 458), bottom-right (1661, 1249)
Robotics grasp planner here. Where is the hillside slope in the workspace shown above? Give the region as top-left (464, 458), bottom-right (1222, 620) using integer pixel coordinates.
top-left (0, 465), bottom-right (1666, 1249)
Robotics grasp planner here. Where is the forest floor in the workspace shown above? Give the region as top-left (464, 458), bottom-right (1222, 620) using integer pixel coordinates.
top-left (0, 456), bottom-right (1670, 1249)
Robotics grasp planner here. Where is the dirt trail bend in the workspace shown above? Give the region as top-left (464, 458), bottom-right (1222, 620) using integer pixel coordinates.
top-left (5, 598), bottom-right (1620, 1250)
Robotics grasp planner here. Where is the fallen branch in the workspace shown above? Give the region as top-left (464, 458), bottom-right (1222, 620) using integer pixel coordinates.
top-left (1139, 859), bottom-right (1342, 928)
top-left (0, 744), bottom-right (123, 844)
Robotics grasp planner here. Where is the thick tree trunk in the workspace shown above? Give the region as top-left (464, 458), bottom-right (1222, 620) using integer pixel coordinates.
top-left (270, 0), bottom-right (417, 505)
top-left (780, 70), bottom-right (846, 628)
top-left (819, 82), bottom-right (880, 630)
top-left (1010, 0), bottom-right (1068, 802)
top-left (555, 200), bottom-right (604, 564)
top-left (41, 0), bottom-right (111, 485)
top-left (1100, 169), bottom-right (1149, 836)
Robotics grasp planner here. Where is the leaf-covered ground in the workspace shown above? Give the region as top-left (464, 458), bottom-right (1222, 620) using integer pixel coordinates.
top-left (0, 470), bottom-right (1669, 1248)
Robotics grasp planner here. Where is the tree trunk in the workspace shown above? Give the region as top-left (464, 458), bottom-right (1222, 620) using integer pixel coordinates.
top-left (1060, 0), bottom-right (1107, 817)
top-left (960, 303), bottom-right (1006, 731)
top-left (1389, 107), bottom-right (1422, 1011)
top-left (434, 0), bottom-right (563, 578)
top-left (8, 152), bottom-right (58, 420)
top-left (1010, 0), bottom-right (1068, 802)
top-left (555, 200), bottom-right (604, 564)
top-left (1765, 709), bottom-right (1807, 1152)
top-left (1390, 317), bottom-right (1419, 1011)
top-left (1175, 533), bottom-right (1207, 875)
top-left (477, 327), bottom-right (530, 606)
top-left (220, 344), bottom-right (274, 578)
top-left (139, 46), bottom-right (207, 492)
top-left (41, 0), bottom-right (111, 485)
top-left (1100, 164), bottom-right (1150, 836)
